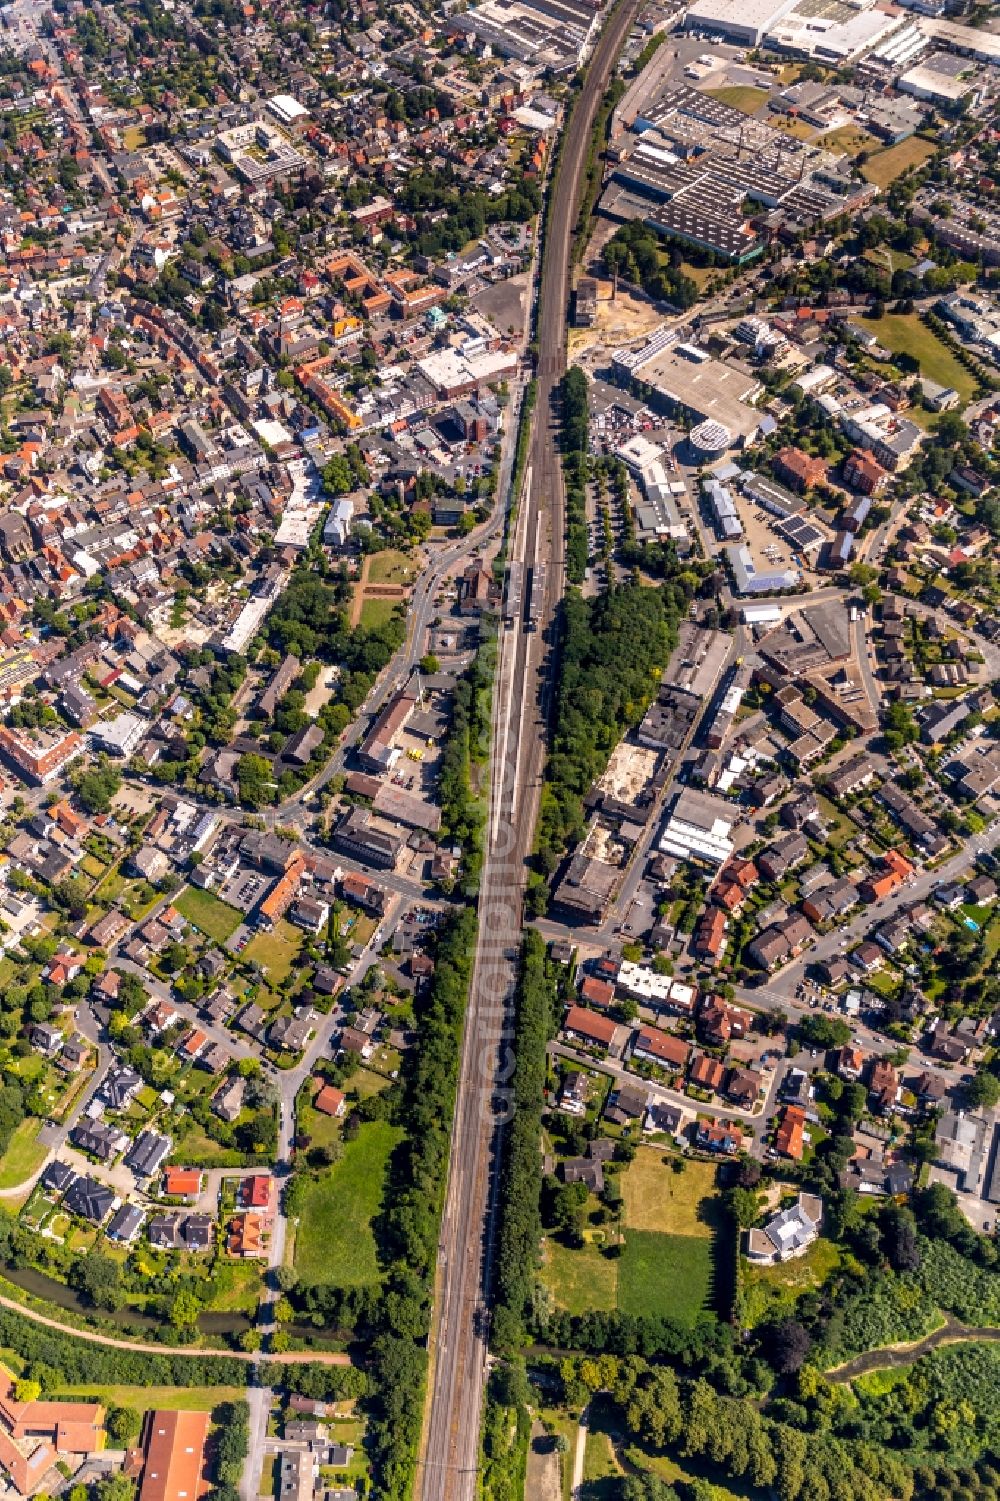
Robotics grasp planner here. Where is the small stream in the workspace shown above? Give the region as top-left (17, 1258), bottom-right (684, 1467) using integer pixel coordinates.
top-left (2, 1265), bottom-right (251, 1338)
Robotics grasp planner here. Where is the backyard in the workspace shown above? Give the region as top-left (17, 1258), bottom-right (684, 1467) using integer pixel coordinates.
top-left (541, 1151), bottom-right (723, 1329)
top-left (292, 1119), bottom-right (402, 1288)
top-left (242, 921), bottom-right (303, 990)
top-left (175, 886), bottom-right (243, 943)
top-left (741, 1235), bottom-right (842, 1327)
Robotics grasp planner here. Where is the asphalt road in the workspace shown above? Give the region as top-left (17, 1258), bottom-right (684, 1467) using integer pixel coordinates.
top-left (415, 5), bottom-right (643, 1497)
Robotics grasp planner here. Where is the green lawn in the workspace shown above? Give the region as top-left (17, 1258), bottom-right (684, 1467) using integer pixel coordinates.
top-left (818, 124), bottom-right (876, 156)
top-left (858, 312), bottom-right (976, 406)
top-left (367, 549), bottom-right (417, 586)
top-left (175, 887), bottom-right (243, 942)
top-left (618, 1231), bottom-right (712, 1326)
top-left (243, 921), bottom-right (302, 987)
top-left (51, 1384), bottom-right (245, 1411)
top-left (0, 1120), bottom-right (46, 1191)
top-left (861, 136), bottom-right (937, 190)
top-left (543, 1236), bottom-right (618, 1317)
top-left (359, 597), bottom-right (403, 632)
top-left (706, 86), bottom-right (768, 114)
top-left (293, 1120), bottom-right (402, 1288)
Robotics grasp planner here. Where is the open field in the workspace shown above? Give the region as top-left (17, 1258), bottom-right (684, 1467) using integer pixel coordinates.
top-left (51, 1384), bottom-right (244, 1411)
top-left (621, 1152), bottom-right (717, 1236)
top-left (0, 1121), bottom-right (46, 1191)
top-left (858, 313), bottom-right (977, 405)
top-left (242, 921), bottom-right (302, 987)
top-left (706, 86), bottom-right (768, 115)
top-left (367, 549), bottom-right (418, 586)
top-left (359, 597), bottom-right (403, 632)
top-left (293, 1120), bottom-right (402, 1288)
top-left (543, 1151), bottom-right (723, 1325)
top-left (175, 886), bottom-right (243, 943)
top-left (861, 136), bottom-right (936, 190)
top-left (770, 117), bottom-right (815, 142)
top-left (742, 1236), bottom-right (841, 1327)
top-left (542, 1236), bottom-right (618, 1316)
top-left (619, 1230), bottom-right (713, 1324)
top-left (819, 124), bottom-right (876, 156)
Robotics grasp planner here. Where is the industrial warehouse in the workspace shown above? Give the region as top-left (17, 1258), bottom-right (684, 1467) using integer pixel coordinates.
top-left (602, 84), bottom-right (874, 265)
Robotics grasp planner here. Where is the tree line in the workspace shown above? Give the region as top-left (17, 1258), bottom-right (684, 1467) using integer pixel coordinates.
top-left (535, 581), bottom-right (684, 878)
top-left (491, 931), bottom-right (557, 1354)
top-left (560, 366), bottom-right (590, 584)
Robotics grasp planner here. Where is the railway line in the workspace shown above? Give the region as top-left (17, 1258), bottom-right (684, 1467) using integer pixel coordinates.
top-left (415, 2), bottom-right (644, 1495)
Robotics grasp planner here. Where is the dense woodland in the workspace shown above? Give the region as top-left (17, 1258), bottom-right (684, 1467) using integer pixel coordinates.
top-left (534, 581), bottom-right (686, 879)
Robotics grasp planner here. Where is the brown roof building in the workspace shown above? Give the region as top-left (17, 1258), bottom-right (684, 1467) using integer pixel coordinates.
top-left (774, 446), bottom-right (828, 493)
top-left (139, 1410), bottom-right (210, 1501)
top-left (631, 1026), bottom-right (690, 1071)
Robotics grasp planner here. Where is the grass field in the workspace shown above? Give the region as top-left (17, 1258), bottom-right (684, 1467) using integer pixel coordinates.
top-left (543, 1236), bottom-right (618, 1316)
top-left (861, 136), bottom-right (937, 190)
top-left (367, 549), bottom-right (417, 586)
top-left (621, 1153), bottom-right (718, 1237)
top-left (584, 1400), bottom-right (625, 1497)
top-left (679, 260), bottom-right (717, 291)
top-left (293, 1120), bottom-right (402, 1288)
top-left (819, 124), bottom-right (876, 156)
top-left (359, 597), bottom-right (403, 632)
top-left (742, 1236), bottom-right (841, 1327)
top-left (0, 1121), bottom-right (46, 1191)
top-left (243, 920), bottom-right (302, 987)
top-left (858, 313), bottom-right (977, 405)
top-left (544, 1152), bottom-right (723, 1326)
top-left (770, 117), bottom-right (815, 141)
top-left (619, 1230), bottom-right (713, 1324)
top-left (51, 1384), bottom-right (244, 1411)
top-left (706, 86), bottom-right (768, 115)
top-left (175, 886), bottom-right (243, 943)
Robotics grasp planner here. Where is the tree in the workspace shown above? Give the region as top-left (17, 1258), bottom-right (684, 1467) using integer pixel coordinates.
top-left (551, 1181), bottom-right (588, 1245)
top-left (798, 1014), bottom-right (851, 1050)
top-left (106, 1406), bottom-right (142, 1447)
top-left (95, 1476), bottom-right (135, 1501)
top-left (169, 1289), bottom-right (203, 1332)
top-left (966, 1070), bottom-right (1000, 1110)
top-left (880, 1204), bottom-right (921, 1272)
top-left (322, 455), bottom-right (354, 496)
top-left (727, 1187), bottom-right (762, 1229)
top-left (761, 1318), bottom-right (812, 1375)
top-left (69, 1251), bottom-right (123, 1311)
top-left (13, 1379), bottom-right (39, 1404)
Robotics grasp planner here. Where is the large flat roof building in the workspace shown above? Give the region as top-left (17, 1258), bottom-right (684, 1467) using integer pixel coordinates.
top-left (615, 343), bottom-right (762, 444)
top-left (682, 0), bottom-right (798, 46)
top-left (660, 788), bottom-right (736, 865)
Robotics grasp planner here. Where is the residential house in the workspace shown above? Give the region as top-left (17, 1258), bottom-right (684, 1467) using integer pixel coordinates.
top-left (775, 1104), bottom-right (807, 1159)
top-left (746, 1193), bottom-right (822, 1263)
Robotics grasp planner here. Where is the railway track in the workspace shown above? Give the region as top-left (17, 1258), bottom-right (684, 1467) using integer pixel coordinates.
top-left (415, 3), bottom-right (643, 1496)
